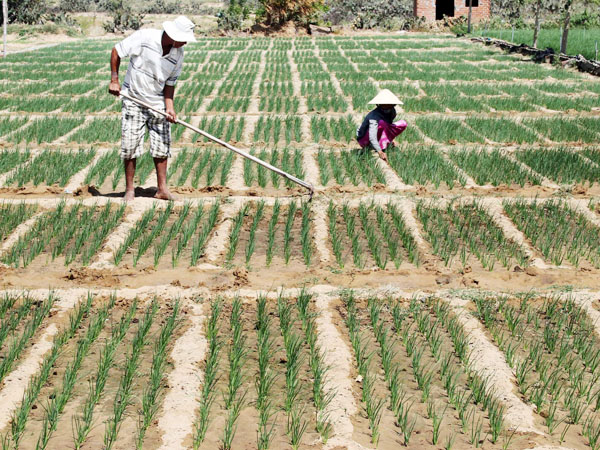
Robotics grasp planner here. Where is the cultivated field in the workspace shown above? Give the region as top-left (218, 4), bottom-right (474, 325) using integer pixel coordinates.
top-left (0, 33), bottom-right (599, 450)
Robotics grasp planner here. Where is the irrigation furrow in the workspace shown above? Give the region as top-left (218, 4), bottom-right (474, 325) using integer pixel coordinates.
top-left (443, 296), bottom-right (544, 435)
top-left (157, 301), bottom-right (207, 450)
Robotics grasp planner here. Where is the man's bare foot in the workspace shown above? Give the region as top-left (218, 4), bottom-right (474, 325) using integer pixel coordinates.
top-left (124, 190), bottom-right (135, 202)
top-left (155, 190), bottom-right (177, 201)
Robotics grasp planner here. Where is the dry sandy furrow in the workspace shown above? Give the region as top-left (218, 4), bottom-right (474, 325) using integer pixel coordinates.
top-left (63, 147), bottom-right (112, 193)
top-left (312, 288), bottom-right (371, 450)
top-left (312, 46), bottom-right (354, 115)
top-left (445, 296), bottom-right (543, 435)
top-left (567, 199), bottom-right (600, 228)
top-left (289, 43), bottom-right (307, 115)
top-left (391, 198), bottom-right (429, 250)
top-left (302, 144), bottom-right (322, 190)
top-left (0, 291), bottom-right (84, 432)
top-left (311, 198), bottom-right (333, 264)
top-left (0, 151), bottom-right (41, 188)
top-left (479, 197), bottom-right (550, 269)
top-left (0, 211), bottom-right (45, 261)
top-left (246, 43), bottom-right (269, 115)
top-left (375, 158), bottom-right (413, 191)
top-left (157, 301), bottom-right (207, 450)
top-left (568, 291), bottom-right (600, 340)
top-left (88, 202), bottom-right (154, 269)
top-left (196, 52), bottom-right (241, 115)
top-left (439, 151), bottom-right (479, 189)
top-left (203, 199), bottom-right (243, 264)
top-left (227, 151), bottom-right (247, 191)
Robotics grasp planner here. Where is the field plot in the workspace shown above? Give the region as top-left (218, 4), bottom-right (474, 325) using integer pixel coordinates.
top-left (0, 292), bottom-right (181, 450)
top-left (113, 201), bottom-right (221, 268)
top-left (1, 202), bottom-right (125, 268)
top-left (327, 201), bottom-right (420, 269)
top-left (503, 198), bottom-right (600, 267)
top-left (223, 201), bottom-right (314, 269)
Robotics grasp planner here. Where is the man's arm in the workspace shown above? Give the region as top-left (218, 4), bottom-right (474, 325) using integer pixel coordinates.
top-left (108, 47), bottom-right (121, 96)
top-left (164, 85), bottom-right (177, 123)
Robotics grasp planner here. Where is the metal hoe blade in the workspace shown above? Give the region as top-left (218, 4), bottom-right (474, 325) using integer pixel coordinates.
top-left (119, 92), bottom-right (314, 198)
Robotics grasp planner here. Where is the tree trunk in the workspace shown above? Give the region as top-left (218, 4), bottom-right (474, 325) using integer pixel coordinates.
top-left (560, 0), bottom-right (572, 55)
top-left (3, 0), bottom-right (7, 58)
top-left (467, 0), bottom-right (473, 34)
top-left (532, 0), bottom-right (541, 48)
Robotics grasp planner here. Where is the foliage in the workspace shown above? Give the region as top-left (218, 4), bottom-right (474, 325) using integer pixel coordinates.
top-left (323, 0), bottom-right (412, 29)
top-left (102, 0), bottom-right (144, 32)
top-left (1, 0), bottom-right (47, 24)
top-left (256, 0), bottom-right (324, 26)
top-left (217, 0), bottom-right (250, 31)
top-left (59, 0), bottom-right (95, 13)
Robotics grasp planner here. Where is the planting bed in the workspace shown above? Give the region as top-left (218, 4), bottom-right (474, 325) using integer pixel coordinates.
top-left (0, 32), bottom-right (599, 450)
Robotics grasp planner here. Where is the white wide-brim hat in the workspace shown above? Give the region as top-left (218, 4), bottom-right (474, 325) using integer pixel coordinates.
top-left (368, 89), bottom-right (403, 105)
top-left (163, 15), bottom-right (197, 43)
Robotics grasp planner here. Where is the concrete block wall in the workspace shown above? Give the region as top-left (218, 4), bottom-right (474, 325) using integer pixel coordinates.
top-left (414, 0), bottom-right (490, 22)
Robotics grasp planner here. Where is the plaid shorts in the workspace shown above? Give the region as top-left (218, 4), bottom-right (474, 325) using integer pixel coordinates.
top-left (121, 98), bottom-right (171, 160)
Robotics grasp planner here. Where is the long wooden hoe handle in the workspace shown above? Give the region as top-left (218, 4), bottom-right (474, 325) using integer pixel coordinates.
top-left (119, 92), bottom-right (315, 197)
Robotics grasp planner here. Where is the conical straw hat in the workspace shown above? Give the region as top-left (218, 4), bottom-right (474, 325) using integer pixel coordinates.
top-left (368, 89), bottom-right (403, 105)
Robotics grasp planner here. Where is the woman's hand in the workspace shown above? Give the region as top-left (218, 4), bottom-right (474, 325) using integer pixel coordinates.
top-left (378, 151), bottom-right (387, 163)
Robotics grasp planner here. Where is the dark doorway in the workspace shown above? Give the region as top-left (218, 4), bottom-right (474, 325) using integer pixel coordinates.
top-left (436, 0), bottom-right (454, 20)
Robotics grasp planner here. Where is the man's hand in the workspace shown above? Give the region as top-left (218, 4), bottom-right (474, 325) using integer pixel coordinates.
top-left (109, 80), bottom-right (121, 96)
top-left (165, 106), bottom-right (177, 123)
top-left (378, 151), bottom-right (388, 163)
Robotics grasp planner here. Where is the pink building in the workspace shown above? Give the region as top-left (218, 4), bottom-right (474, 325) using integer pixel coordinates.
top-left (414, 0), bottom-right (491, 22)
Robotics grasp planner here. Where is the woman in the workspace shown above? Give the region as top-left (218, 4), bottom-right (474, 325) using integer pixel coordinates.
top-left (356, 89), bottom-right (407, 162)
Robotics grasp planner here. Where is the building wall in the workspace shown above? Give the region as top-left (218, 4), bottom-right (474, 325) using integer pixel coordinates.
top-left (414, 0), bottom-right (490, 22)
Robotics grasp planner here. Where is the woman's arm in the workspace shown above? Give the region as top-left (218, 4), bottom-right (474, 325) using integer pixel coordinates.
top-left (368, 120), bottom-right (387, 162)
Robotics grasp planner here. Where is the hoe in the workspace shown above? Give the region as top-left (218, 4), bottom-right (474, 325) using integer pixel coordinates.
top-left (120, 92), bottom-right (315, 199)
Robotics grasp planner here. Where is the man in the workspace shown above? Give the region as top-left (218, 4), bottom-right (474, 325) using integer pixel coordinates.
top-left (108, 15), bottom-right (196, 201)
top-left (356, 89), bottom-right (407, 163)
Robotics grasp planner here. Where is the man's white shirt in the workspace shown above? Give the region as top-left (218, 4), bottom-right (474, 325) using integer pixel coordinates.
top-left (116, 29), bottom-right (184, 108)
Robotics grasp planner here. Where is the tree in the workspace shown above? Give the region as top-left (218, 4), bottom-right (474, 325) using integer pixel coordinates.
top-left (258, 0), bottom-right (323, 26)
top-left (490, 0), bottom-right (525, 23)
top-left (558, 0), bottom-right (599, 54)
top-left (0, 0), bottom-right (46, 24)
top-left (467, 0), bottom-right (473, 33)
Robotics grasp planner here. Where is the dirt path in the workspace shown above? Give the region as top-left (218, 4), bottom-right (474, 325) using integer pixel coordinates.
top-left (156, 301), bottom-right (207, 450)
